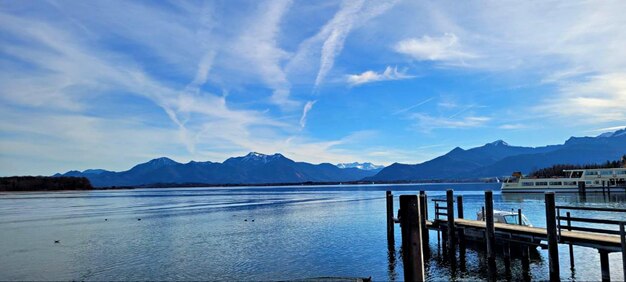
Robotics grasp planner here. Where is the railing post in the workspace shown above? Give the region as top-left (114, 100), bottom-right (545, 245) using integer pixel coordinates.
top-left (518, 208), bottom-right (522, 225)
top-left (386, 191), bottom-right (395, 246)
top-left (566, 212), bottom-right (574, 270)
top-left (485, 190), bottom-right (496, 279)
top-left (399, 195), bottom-right (425, 282)
top-left (545, 192), bottom-right (560, 282)
top-left (446, 189), bottom-right (455, 253)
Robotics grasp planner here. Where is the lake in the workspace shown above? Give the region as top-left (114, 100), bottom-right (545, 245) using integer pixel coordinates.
top-left (1, 183), bottom-right (624, 281)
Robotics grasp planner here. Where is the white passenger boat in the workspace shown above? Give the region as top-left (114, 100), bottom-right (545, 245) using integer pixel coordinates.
top-left (502, 168), bottom-right (626, 193)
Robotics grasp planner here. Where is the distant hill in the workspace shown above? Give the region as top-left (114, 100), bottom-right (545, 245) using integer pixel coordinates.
top-left (366, 128), bottom-right (626, 181)
top-left (0, 176), bottom-right (93, 191)
top-left (56, 152), bottom-right (379, 187)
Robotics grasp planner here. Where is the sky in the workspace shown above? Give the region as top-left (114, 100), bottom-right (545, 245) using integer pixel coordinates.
top-left (1, 0), bottom-right (626, 176)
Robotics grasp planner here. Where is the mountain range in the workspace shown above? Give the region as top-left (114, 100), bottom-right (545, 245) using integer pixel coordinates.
top-left (57, 152), bottom-right (381, 187)
top-left (56, 128), bottom-right (626, 187)
top-left (366, 128), bottom-right (626, 181)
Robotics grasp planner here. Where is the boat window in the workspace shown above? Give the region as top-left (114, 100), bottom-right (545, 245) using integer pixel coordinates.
top-left (617, 170), bottom-right (626, 175)
top-left (564, 181), bottom-right (577, 185)
top-left (571, 171), bottom-right (583, 178)
top-left (586, 181), bottom-right (592, 185)
top-left (503, 215), bottom-right (519, 224)
top-left (536, 182), bottom-right (548, 186)
top-left (594, 181), bottom-right (600, 184)
top-left (601, 171), bottom-right (613, 175)
top-left (549, 181), bottom-right (562, 185)
top-left (587, 171), bottom-right (599, 175)
top-left (521, 182), bottom-right (534, 186)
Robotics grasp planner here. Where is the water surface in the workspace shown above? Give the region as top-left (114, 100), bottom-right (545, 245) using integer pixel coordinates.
top-left (1, 183), bottom-right (624, 281)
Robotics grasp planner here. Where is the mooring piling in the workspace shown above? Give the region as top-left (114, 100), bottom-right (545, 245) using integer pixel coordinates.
top-left (566, 211), bottom-right (574, 269)
top-left (457, 195), bottom-right (464, 219)
top-left (399, 195), bottom-right (425, 282)
top-left (386, 191), bottom-right (395, 246)
top-left (446, 189), bottom-right (456, 254)
top-left (620, 222), bottom-right (626, 281)
top-left (419, 193), bottom-right (429, 247)
top-left (545, 192), bottom-right (560, 282)
top-left (599, 250), bottom-right (610, 282)
top-left (457, 195), bottom-right (466, 253)
top-left (484, 190), bottom-right (496, 279)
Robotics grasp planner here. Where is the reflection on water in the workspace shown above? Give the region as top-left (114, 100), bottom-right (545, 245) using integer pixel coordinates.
top-left (0, 184), bottom-right (624, 281)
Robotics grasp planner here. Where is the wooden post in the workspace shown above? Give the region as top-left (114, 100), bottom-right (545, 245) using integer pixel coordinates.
top-left (566, 212), bottom-right (574, 270)
top-left (482, 206), bottom-right (485, 221)
top-left (386, 191), bottom-right (395, 246)
top-left (578, 181), bottom-right (586, 196)
top-left (399, 195), bottom-right (425, 282)
top-left (545, 192), bottom-right (560, 282)
top-left (485, 190), bottom-right (496, 279)
top-left (446, 189), bottom-right (455, 252)
top-left (521, 245), bottom-right (530, 272)
top-left (419, 194), bottom-right (429, 247)
top-left (457, 195), bottom-right (464, 219)
top-left (503, 237), bottom-right (511, 274)
top-left (599, 250), bottom-right (610, 282)
top-left (619, 222), bottom-right (626, 281)
top-left (457, 195), bottom-right (465, 252)
top-left (420, 191), bottom-right (428, 220)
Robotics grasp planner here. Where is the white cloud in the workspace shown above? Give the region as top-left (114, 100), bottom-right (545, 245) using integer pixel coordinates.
top-left (393, 97), bottom-right (434, 115)
top-left (347, 66), bottom-right (413, 86)
top-left (498, 123), bottom-right (528, 130)
top-left (588, 125), bottom-right (626, 133)
top-left (287, 0), bottom-right (398, 88)
top-left (411, 113), bottom-right (490, 132)
top-left (394, 33), bottom-right (476, 64)
top-left (299, 100), bottom-right (317, 128)
top-left (536, 73), bottom-right (626, 123)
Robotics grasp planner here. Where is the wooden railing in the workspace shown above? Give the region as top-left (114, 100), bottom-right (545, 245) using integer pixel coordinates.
top-left (556, 205), bottom-right (626, 237)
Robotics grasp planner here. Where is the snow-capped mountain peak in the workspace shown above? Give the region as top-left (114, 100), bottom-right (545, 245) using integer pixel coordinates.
top-left (487, 140), bottom-right (509, 146)
top-left (336, 162), bottom-right (384, 170)
top-left (238, 152), bottom-right (286, 163)
top-left (597, 128), bottom-right (626, 138)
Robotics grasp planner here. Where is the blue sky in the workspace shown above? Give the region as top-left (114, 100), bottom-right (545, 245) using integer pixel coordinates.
top-left (1, 1), bottom-right (626, 176)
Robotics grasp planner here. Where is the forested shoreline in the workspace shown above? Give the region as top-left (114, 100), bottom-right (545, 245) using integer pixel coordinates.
top-left (0, 176), bottom-right (93, 191)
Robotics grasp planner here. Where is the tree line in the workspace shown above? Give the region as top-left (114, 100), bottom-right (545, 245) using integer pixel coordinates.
top-left (0, 176), bottom-right (93, 191)
top-left (530, 155), bottom-right (626, 178)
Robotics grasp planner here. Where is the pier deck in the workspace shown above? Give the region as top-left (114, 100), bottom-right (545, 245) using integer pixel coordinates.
top-left (430, 218), bottom-right (622, 251)
top-left (389, 190), bottom-right (626, 281)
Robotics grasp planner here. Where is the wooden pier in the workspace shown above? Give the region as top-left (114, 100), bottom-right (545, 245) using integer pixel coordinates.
top-left (387, 189), bottom-right (626, 282)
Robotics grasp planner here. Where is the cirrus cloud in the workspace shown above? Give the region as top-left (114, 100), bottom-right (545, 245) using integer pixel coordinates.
top-left (347, 66), bottom-right (413, 86)
top-left (394, 33), bottom-right (477, 65)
